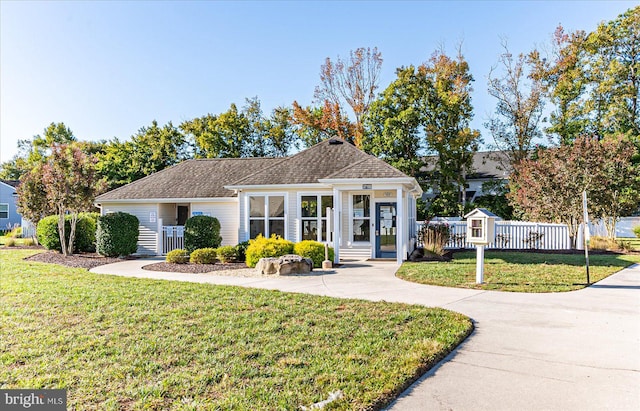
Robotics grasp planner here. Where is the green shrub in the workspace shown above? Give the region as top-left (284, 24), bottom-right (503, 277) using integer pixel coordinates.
top-left (37, 213), bottom-right (99, 253)
top-left (633, 225), bottom-right (640, 238)
top-left (166, 249), bottom-right (190, 264)
top-left (293, 240), bottom-right (334, 268)
top-left (6, 226), bottom-right (21, 238)
top-left (184, 216), bottom-right (222, 253)
top-left (216, 245), bottom-right (237, 263)
top-left (235, 240), bottom-right (250, 262)
top-left (23, 238), bottom-right (35, 246)
top-left (245, 235), bottom-right (294, 268)
top-left (5, 237), bottom-right (16, 247)
top-left (190, 248), bottom-right (217, 264)
top-left (96, 212), bottom-right (139, 257)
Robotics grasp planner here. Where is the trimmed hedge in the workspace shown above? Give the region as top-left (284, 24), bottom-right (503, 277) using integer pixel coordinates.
top-left (184, 216), bottom-right (222, 253)
top-left (293, 240), bottom-right (334, 268)
top-left (37, 213), bottom-right (99, 253)
top-left (96, 212), bottom-right (139, 257)
top-left (216, 245), bottom-right (237, 263)
top-left (190, 248), bottom-right (217, 264)
top-left (245, 235), bottom-right (294, 268)
top-left (166, 249), bottom-right (190, 264)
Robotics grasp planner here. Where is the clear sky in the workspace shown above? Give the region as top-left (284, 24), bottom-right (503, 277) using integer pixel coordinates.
top-left (0, 0), bottom-right (634, 162)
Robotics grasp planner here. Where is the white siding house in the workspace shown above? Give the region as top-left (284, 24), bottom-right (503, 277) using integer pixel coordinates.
top-left (95, 139), bottom-right (423, 264)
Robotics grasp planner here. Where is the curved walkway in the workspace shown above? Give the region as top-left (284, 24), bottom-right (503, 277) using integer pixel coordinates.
top-left (91, 260), bottom-right (640, 410)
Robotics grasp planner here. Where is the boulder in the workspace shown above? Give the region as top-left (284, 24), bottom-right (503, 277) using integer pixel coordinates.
top-left (255, 254), bottom-right (313, 275)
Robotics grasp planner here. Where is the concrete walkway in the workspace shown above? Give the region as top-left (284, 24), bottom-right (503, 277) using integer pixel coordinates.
top-left (90, 259), bottom-right (640, 410)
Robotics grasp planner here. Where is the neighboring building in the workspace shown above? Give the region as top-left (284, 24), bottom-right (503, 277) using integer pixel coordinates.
top-left (0, 180), bottom-right (21, 231)
top-left (95, 139), bottom-right (423, 264)
top-left (421, 151), bottom-right (510, 202)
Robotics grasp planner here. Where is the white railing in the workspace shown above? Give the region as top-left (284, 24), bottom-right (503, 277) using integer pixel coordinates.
top-left (417, 220), bottom-right (571, 250)
top-left (162, 225), bottom-right (185, 254)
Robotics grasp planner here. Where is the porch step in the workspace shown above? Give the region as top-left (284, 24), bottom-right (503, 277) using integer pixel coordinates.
top-left (339, 247), bottom-right (372, 262)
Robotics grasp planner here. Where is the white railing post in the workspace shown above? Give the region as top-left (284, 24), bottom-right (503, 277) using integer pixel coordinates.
top-left (157, 218), bottom-right (163, 255)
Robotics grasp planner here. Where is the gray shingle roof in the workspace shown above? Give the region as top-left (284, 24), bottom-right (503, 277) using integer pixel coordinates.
top-left (231, 139), bottom-right (411, 186)
top-left (96, 139), bottom-right (415, 201)
top-left (421, 151), bottom-right (511, 179)
top-left (95, 157), bottom-right (280, 200)
top-left (1, 180), bottom-right (19, 188)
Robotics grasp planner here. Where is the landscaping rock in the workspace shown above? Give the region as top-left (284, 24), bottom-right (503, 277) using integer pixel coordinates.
top-left (255, 254), bottom-right (313, 275)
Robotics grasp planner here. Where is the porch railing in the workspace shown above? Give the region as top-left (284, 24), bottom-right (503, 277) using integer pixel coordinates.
top-left (162, 225), bottom-right (185, 254)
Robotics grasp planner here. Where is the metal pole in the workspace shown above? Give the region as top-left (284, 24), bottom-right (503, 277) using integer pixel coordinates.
top-left (476, 245), bottom-right (484, 284)
top-left (582, 191), bottom-right (590, 285)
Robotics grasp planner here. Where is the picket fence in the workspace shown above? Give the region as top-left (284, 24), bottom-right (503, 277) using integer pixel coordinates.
top-left (417, 220), bottom-right (571, 250)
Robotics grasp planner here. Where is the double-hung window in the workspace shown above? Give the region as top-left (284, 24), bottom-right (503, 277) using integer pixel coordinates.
top-left (352, 194), bottom-right (370, 242)
top-left (249, 195), bottom-right (285, 239)
top-left (0, 204), bottom-right (8, 219)
top-left (300, 195), bottom-right (333, 242)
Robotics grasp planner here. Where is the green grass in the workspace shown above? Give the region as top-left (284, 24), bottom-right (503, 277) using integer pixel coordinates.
top-left (0, 250), bottom-right (472, 410)
top-left (397, 251), bottom-right (640, 292)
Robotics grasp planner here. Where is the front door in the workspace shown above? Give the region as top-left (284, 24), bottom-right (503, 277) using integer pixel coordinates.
top-left (177, 206), bottom-right (189, 225)
top-left (375, 203), bottom-right (397, 258)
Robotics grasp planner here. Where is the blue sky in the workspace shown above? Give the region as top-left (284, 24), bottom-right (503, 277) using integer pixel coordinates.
top-left (0, 0), bottom-right (634, 162)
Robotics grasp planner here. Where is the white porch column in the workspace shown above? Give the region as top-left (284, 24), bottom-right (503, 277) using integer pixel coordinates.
top-left (156, 218), bottom-right (163, 255)
top-left (332, 187), bottom-right (341, 264)
top-left (396, 187), bottom-right (404, 265)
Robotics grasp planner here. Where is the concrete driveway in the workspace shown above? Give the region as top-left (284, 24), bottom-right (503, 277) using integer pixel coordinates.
top-left (91, 260), bottom-right (640, 410)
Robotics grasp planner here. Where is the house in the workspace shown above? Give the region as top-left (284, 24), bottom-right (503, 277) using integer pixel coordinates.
top-left (0, 180), bottom-right (21, 232)
top-left (421, 151), bottom-right (510, 202)
top-left (95, 139), bottom-right (423, 264)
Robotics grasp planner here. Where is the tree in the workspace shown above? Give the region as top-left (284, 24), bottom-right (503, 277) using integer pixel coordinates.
top-left (15, 164), bottom-right (54, 240)
top-left (509, 135), bottom-right (639, 247)
top-left (183, 98), bottom-right (299, 158)
top-left (363, 66), bottom-right (427, 178)
top-left (291, 101), bottom-right (356, 147)
top-left (41, 144), bottom-right (105, 256)
top-left (0, 122), bottom-right (77, 180)
top-left (487, 42), bottom-right (545, 169)
top-left (422, 49), bottom-right (482, 216)
top-left (293, 47), bottom-right (383, 148)
top-left (530, 26), bottom-right (589, 144)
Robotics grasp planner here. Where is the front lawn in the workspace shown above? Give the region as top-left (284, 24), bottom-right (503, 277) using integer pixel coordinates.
top-left (397, 251), bottom-right (640, 292)
top-left (0, 250), bottom-right (472, 410)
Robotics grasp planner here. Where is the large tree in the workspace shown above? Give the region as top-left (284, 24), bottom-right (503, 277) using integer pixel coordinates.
top-left (487, 42), bottom-right (546, 169)
top-left (293, 47), bottom-right (383, 148)
top-left (509, 135), bottom-right (639, 247)
top-left (40, 143), bottom-right (105, 256)
top-left (96, 120), bottom-right (188, 189)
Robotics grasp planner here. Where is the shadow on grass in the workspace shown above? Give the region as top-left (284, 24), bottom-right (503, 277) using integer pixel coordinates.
top-left (453, 250), bottom-right (636, 268)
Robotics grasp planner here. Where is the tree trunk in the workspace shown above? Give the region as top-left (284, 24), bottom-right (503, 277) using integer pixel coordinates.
top-left (57, 209), bottom-right (68, 256)
top-left (67, 213), bottom-right (78, 256)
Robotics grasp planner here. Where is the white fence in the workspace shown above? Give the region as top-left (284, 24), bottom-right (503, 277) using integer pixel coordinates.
top-left (162, 225), bottom-right (185, 254)
top-left (417, 220), bottom-right (571, 250)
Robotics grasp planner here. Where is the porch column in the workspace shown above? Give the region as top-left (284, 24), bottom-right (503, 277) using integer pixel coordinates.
top-left (332, 187), bottom-right (341, 264)
top-left (396, 188), bottom-right (404, 265)
top-left (156, 218), bottom-right (163, 255)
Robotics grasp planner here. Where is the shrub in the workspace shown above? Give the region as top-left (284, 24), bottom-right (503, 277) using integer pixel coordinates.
top-left (293, 240), bottom-right (334, 268)
top-left (5, 225), bottom-right (21, 238)
top-left (633, 225), bottom-right (640, 238)
top-left (190, 248), bottom-right (217, 264)
top-left (166, 249), bottom-right (190, 264)
top-left (37, 213), bottom-right (99, 253)
top-left (418, 223), bottom-right (450, 256)
top-left (23, 238), bottom-right (35, 246)
top-left (96, 212), bottom-right (139, 257)
top-left (589, 236), bottom-right (621, 251)
top-left (5, 237), bottom-right (16, 247)
top-left (245, 235), bottom-right (294, 268)
top-left (184, 216), bottom-right (222, 253)
top-left (216, 245), bottom-right (237, 263)
top-left (235, 240), bottom-right (250, 262)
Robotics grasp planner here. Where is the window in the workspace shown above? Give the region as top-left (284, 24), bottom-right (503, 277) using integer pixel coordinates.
top-left (249, 195), bottom-right (285, 239)
top-left (0, 204), bottom-right (8, 219)
top-left (352, 194), bottom-right (370, 242)
top-left (301, 195), bottom-right (333, 242)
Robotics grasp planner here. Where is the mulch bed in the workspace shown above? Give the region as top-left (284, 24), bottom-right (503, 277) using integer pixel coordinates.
top-left (24, 251), bottom-right (132, 270)
top-left (143, 262), bottom-right (249, 273)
